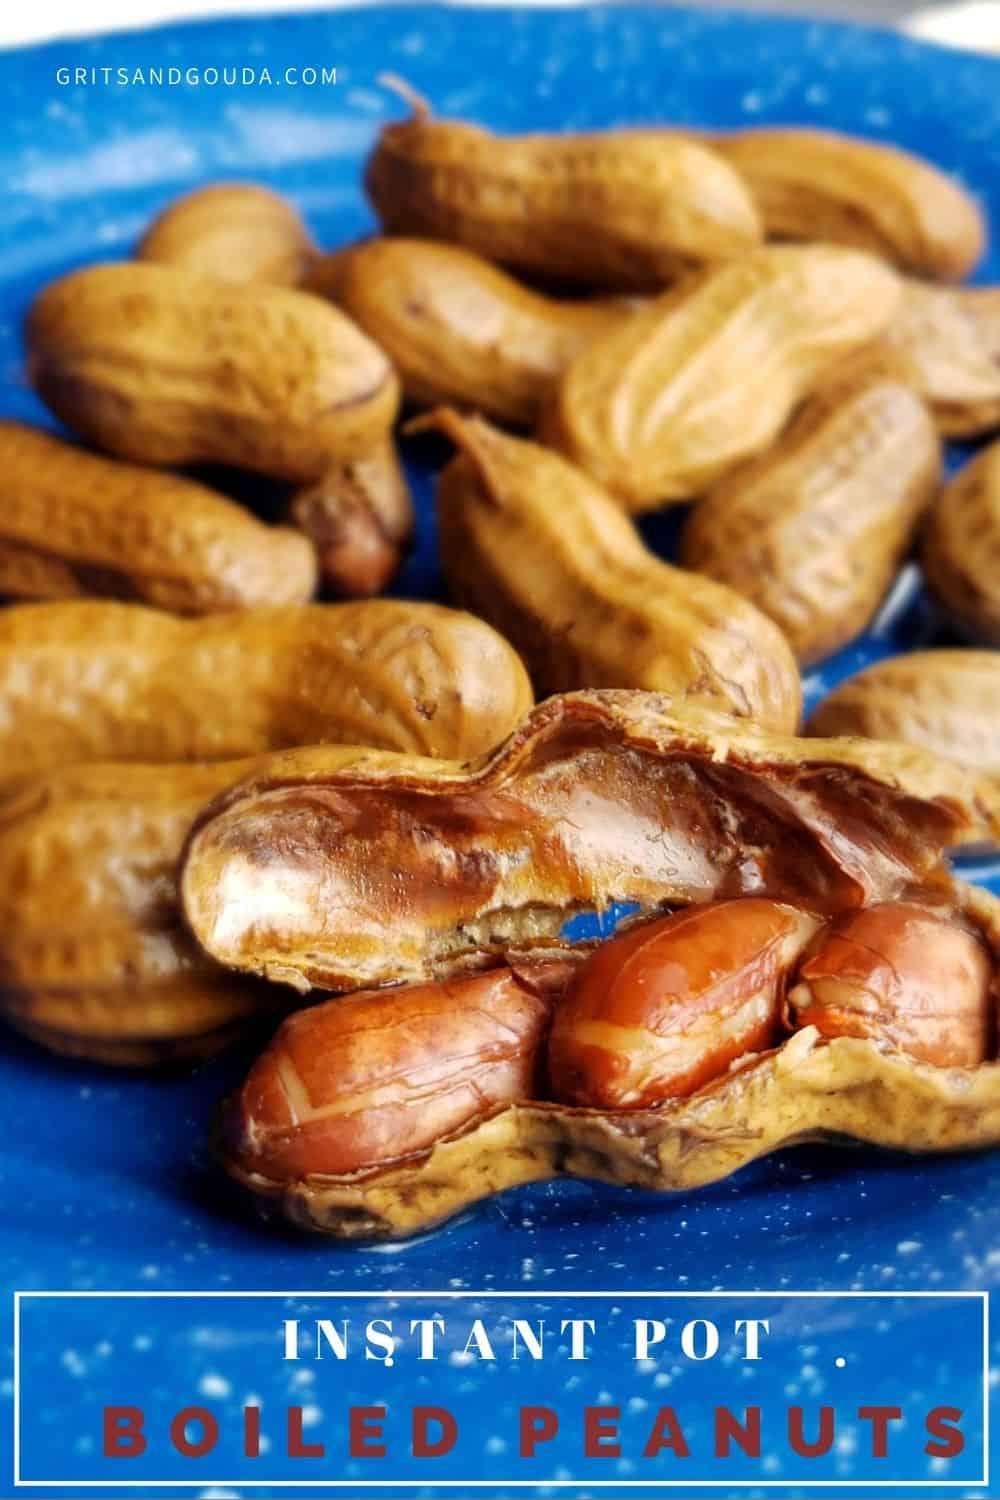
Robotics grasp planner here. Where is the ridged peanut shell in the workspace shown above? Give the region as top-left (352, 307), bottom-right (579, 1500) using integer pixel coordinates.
top-left (308, 237), bottom-right (628, 426)
top-left (540, 245), bottom-right (902, 510)
top-left (681, 371), bottom-right (941, 664)
top-left (429, 411), bottom-right (801, 731)
top-left (288, 438), bottom-right (414, 597)
top-left (713, 127), bottom-right (985, 281)
top-left (0, 421), bottom-right (317, 613)
top-left (0, 760), bottom-right (285, 1066)
top-left (807, 650), bottom-right (1000, 851)
top-left (886, 281), bottom-right (1000, 437)
top-left (137, 182), bottom-right (316, 284)
top-left (181, 688), bottom-right (976, 994)
top-left (921, 442), bottom-right (1000, 644)
top-left (365, 108), bottom-right (762, 291)
top-left (26, 263), bottom-right (399, 481)
top-left (0, 598), bottom-right (533, 784)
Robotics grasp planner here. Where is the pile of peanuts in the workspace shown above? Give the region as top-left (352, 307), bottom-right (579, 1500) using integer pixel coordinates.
top-left (4, 84), bottom-right (1000, 1237)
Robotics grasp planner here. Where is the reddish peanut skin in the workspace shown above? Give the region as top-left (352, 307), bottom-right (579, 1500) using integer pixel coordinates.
top-left (787, 903), bottom-right (993, 1067)
top-left (221, 964), bottom-right (568, 1181)
top-left (548, 899), bottom-right (819, 1110)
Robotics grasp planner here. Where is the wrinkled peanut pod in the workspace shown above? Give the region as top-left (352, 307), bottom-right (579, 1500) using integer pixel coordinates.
top-left (886, 280), bottom-right (1000, 437)
top-left (365, 97), bottom-right (762, 291)
top-left (0, 421), bottom-right (317, 613)
top-left (0, 598), bottom-right (533, 783)
top-left (0, 760), bottom-right (286, 1066)
top-left (308, 237), bottom-right (628, 426)
top-left (220, 961), bottom-right (572, 1180)
top-left (428, 411), bottom-right (801, 732)
top-left (680, 370), bottom-right (941, 664)
top-left (181, 689), bottom-right (975, 994)
top-left (712, 127), bottom-right (985, 281)
top-left (921, 443), bottom-right (1000, 644)
top-left (26, 263), bottom-right (399, 481)
top-left (549, 900), bottom-right (821, 1108)
top-left (212, 762), bottom-right (1000, 1239)
top-left (540, 245), bottom-right (902, 510)
top-left (287, 438), bottom-right (414, 597)
top-left (806, 649), bottom-right (1000, 850)
top-left (787, 902), bottom-right (993, 1067)
top-left (137, 181), bottom-right (316, 284)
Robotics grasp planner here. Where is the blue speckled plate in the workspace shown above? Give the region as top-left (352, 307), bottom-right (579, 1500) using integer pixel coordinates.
top-left (3, 6), bottom-right (1000, 1497)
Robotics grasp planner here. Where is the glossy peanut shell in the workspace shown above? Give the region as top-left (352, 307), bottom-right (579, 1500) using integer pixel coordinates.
top-left (540, 245), bottom-right (902, 510)
top-left (681, 370), bottom-right (940, 664)
top-left (137, 182), bottom-right (316, 284)
top-left (26, 263), bottom-right (398, 481)
top-left (0, 759), bottom-right (286, 1066)
top-left (431, 411), bottom-right (801, 731)
top-left (806, 650), bottom-right (1000, 850)
top-left (0, 598), bottom-right (533, 784)
top-left (365, 106), bottom-right (762, 291)
top-left (308, 237), bottom-right (628, 426)
top-left (713, 127), bottom-right (985, 281)
top-left (886, 281), bottom-right (1000, 437)
top-left (0, 421), bottom-right (317, 613)
top-left (288, 438), bottom-right (414, 597)
top-left (921, 443), bottom-right (1000, 644)
top-left (181, 689), bottom-right (975, 995)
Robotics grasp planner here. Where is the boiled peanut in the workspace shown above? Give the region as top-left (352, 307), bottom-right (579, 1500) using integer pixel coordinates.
top-left (287, 438), bottom-right (414, 596)
top-left (180, 689), bottom-right (975, 993)
top-left (921, 443), bottom-right (1000, 644)
top-left (680, 369), bottom-right (940, 664)
top-left (26, 263), bottom-right (398, 481)
top-left (805, 650), bottom-right (1000, 849)
top-left (0, 598), bottom-right (533, 784)
top-left (540, 246), bottom-right (902, 510)
top-left (548, 900), bottom-right (820, 1108)
top-left (365, 91), bottom-right (762, 292)
top-left (219, 883), bottom-right (1000, 1238)
top-left (0, 421), bottom-right (317, 613)
top-left (0, 760), bottom-right (284, 1066)
top-left (712, 127), bottom-right (985, 281)
top-left (307, 237), bottom-right (628, 426)
top-left (886, 280), bottom-right (1000, 437)
top-left (787, 903), bottom-right (993, 1066)
top-left (137, 181), bottom-right (316, 284)
top-left (219, 962), bottom-right (571, 1181)
top-left (429, 411), bottom-right (801, 731)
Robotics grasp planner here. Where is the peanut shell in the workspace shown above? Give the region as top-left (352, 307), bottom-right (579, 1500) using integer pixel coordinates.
top-left (26, 263), bottom-right (399, 481)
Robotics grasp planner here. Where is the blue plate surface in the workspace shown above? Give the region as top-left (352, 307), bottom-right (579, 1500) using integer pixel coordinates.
top-left (2, 6), bottom-right (1000, 1496)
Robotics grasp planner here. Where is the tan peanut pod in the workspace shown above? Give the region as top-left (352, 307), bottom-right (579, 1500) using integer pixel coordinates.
top-left (712, 127), bottom-right (985, 281)
top-left (287, 437), bottom-right (414, 597)
top-left (26, 263), bottom-right (399, 482)
top-left (921, 441), bottom-right (1000, 644)
top-left (137, 182), bottom-right (316, 284)
top-left (0, 760), bottom-right (288, 1066)
top-left (680, 371), bottom-right (941, 665)
top-left (0, 598), bottom-right (533, 785)
top-left (540, 245), bottom-right (902, 511)
top-left (807, 650), bottom-right (1000, 851)
top-left (886, 281), bottom-right (1000, 437)
top-left (307, 237), bottom-right (628, 426)
top-left (426, 411), bottom-right (801, 731)
top-left (0, 421), bottom-right (317, 613)
top-left (364, 93), bottom-right (762, 292)
top-left (181, 688), bottom-right (975, 994)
